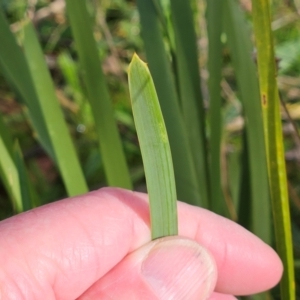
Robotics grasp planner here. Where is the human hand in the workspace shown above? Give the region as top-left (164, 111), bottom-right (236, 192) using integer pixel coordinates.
top-left (0, 188), bottom-right (282, 299)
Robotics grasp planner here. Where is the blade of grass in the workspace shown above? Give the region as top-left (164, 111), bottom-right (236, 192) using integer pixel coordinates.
top-left (136, 0), bottom-right (202, 206)
top-left (227, 145), bottom-right (242, 211)
top-left (206, 0), bottom-right (229, 215)
top-left (65, 0), bottom-right (132, 189)
top-left (0, 114), bottom-right (22, 213)
top-left (223, 0), bottom-right (271, 244)
top-left (0, 113), bottom-right (36, 213)
top-left (0, 12), bottom-right (87, 198)
top-left (14, 142), bottom-right (37, 211)
top-left (236, 132), bottom-right (252, 228)
top-left (238, 134), bottom-right (269, 300)
top-left (22, 21), bottom-right (88, 197)
top-left (0, 10), bottom-right (54, 159)
top-left (57, 52), bottom-right (94, 128)
top-left (128, 54), bottom-right (177, 239)
top-left (223, 7), bottom-right (271, 296)
top-left (170, 0), bottom-right (210, 209)
top-left (252, 0), bottom-right (295, 298)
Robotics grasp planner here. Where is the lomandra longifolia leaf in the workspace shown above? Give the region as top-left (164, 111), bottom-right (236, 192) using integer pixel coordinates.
top-left (128, 54), bottom-right (178, 239)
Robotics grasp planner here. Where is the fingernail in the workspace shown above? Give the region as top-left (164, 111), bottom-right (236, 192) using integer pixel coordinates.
top-left (141, 237), bottom-right (217, 300)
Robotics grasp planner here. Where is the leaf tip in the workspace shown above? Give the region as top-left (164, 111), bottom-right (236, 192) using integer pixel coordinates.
top-left (128, 53), bottom-right (148, 74)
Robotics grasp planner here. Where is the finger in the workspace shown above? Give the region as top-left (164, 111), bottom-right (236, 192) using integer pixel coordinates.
top-left (79, 237), bottom-right (217, 300)
top-left (0, 188), bottom-right (282, 299)
top-left (176, 198), bottom-right (283, 295)
top-left (208, 293), bottom-right (237, 300)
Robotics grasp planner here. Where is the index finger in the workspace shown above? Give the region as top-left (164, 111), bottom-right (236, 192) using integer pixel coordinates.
top-left (0, 188), bottom-right (282, 299)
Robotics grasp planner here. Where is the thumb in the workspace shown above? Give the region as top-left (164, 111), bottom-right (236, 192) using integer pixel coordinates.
top-left (79, 237), bottom-right (217, 299)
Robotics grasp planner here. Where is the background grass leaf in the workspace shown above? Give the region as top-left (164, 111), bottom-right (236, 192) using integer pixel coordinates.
top-left (0, 113), bottom-right (21, 213)
top-left (224, 0), bottom-right (271, 244)
top-left (22, 21), bottom-right (88, 197)
top-left (206, 0), bottom-right (228, 215)
top-left (252, 0), bottom-right (295, 298)
top-left (0, 10), bottom-right (54, 159)
top-left (65, 0), bottom-right (132, 190)
top-left (170, 0), bottom-right (210, 208)
top-left (136, 0), bottom-right (202, 206)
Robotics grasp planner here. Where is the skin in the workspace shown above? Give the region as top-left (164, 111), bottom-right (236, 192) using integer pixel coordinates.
top-left (0, 188), bottom-right (283, 299)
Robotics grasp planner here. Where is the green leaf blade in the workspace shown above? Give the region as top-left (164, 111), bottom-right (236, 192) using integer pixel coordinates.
top-left (65, 0), bottom-right (132, 190)
top-left (22, 21), bottom-right (88, 197)
top-left (0, 10), bottom-right (54, 159)
top-left (128, 54), bottom-right (178, 239)
top-left (252, 0), bottom-right (295, 298)
top-left (224, 0), bottom-right (271, 244)
top-left (169, 0), bottom-right (211, 209)
top-left (206, 0), bottom-right (228, 216)
top-left (0, 135), bottom-right (21, 213)
top-left (14, 142), bottom-right (36, 212)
